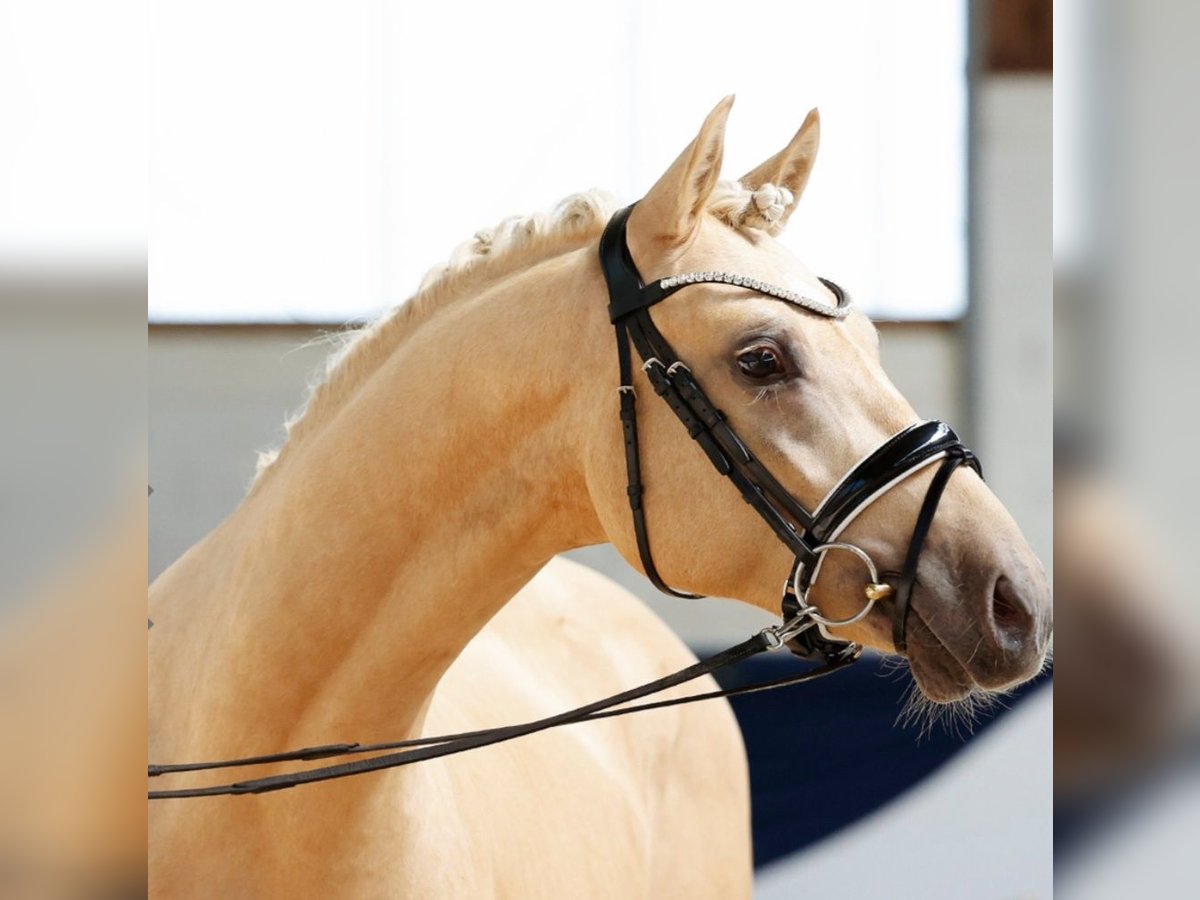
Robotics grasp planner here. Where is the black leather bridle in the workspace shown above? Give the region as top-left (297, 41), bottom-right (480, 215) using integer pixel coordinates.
top-left (600, 203), bottom-right (981, 661)
top-left (146, 206), bottom-right (982, 799)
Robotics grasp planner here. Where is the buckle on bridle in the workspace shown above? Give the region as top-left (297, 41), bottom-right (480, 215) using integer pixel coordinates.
top-left (760, 609), bottom-right (820, 650)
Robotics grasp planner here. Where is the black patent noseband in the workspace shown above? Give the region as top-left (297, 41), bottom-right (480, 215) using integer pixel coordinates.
top-left (599, 204), bottom-right (981, 660)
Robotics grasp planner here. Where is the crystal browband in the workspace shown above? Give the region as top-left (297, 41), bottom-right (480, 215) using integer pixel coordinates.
top-left (656, 272), bottom-right (852, 320)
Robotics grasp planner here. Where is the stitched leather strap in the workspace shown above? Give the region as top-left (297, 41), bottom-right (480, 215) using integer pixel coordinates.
top-left (615, 317), bottom-right (701, 598)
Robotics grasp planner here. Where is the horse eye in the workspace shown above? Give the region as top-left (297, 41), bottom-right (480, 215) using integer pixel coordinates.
top-left (737, 345), bottom-right (785, 380)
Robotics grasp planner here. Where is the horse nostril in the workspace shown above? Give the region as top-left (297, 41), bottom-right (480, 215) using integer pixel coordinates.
top-left (991, 575), bottom-right (1031, 640)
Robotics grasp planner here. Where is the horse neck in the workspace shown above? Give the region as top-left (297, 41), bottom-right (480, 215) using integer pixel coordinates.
top-left (150, 249), bottom-right (610, 755)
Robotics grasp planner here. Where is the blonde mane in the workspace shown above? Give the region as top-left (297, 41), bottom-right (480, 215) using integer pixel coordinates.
top-left (252, 180), bottom-right (789, 484)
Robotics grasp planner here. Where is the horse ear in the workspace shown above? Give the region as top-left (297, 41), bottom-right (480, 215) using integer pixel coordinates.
top-left (629, 96), bottom-right (734, 251)
top-left (739, 108), bottom-right (821, 228)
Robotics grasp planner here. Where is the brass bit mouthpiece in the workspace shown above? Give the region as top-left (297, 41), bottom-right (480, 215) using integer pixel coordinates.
top-left (864, 583), bottom-right (895, 602)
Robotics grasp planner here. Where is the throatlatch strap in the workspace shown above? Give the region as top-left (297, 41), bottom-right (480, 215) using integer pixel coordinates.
top-left (616, 319), bottom-right (701, 599)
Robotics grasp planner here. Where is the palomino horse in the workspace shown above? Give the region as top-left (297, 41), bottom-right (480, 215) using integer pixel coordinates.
top-left (149, 97), bottom-right (1052, 897)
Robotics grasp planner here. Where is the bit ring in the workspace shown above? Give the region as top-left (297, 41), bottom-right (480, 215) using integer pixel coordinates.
top-left (792, 542), bottom-right (892, 628)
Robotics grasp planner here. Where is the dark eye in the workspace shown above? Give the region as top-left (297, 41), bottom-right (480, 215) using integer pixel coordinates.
top-left (737, 345), bottom-right (785, 380)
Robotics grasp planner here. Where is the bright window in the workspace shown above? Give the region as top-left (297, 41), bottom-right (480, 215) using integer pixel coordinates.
top-left (0, 0), bottom-right (147, 268)
top-left (150, 0), bottom-right (966, 322)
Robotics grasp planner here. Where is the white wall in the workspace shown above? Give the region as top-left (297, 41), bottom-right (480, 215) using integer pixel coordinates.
top-left (970, 76), bottom-right (1054, 570)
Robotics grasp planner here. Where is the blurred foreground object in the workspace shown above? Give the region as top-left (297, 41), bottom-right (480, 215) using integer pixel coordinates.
top-left (1054, 461), bottom-right (1196, 799)
top-left (0, 495), bottom-right (148, 899)
top-left (0, 271), bottom-right (146, 900)
top-left (1056, 0), bottom-right (1200, 891)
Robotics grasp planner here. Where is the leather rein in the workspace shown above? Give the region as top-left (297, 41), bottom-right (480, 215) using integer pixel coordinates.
top-left (147, 205), bottom-right (979, 799)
